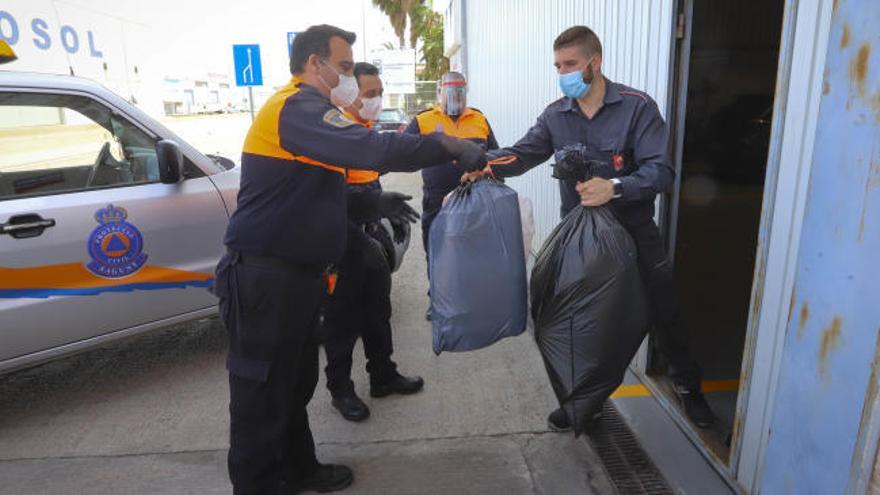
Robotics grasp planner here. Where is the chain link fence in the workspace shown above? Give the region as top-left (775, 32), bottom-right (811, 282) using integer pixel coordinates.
top-left (386, 81), bottom-right (438, 118)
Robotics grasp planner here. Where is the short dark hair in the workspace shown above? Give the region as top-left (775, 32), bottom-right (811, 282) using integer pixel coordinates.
top-left (290, 24), bottom-right (357, 74)
top-left (553, 26), bottom-right (602, 57)
top-left (353, 62), bottom-right (379, 82)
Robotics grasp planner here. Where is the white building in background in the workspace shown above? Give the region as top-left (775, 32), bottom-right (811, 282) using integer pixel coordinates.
top-left (0, 0), bottom-right (247, 118)
top-left (162, 73), bottom-right (244, 116)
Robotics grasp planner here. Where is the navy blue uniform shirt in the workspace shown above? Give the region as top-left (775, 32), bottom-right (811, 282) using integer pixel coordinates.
top-left (488, 77), bottom-right (673, 225)
top-left (224, 77), bottom-right (454, 264)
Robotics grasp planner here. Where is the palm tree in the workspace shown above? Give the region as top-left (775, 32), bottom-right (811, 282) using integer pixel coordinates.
top-left (373, 0), bottom-right (449, 80)
top-left (372, 0), bottom-right (420, 49)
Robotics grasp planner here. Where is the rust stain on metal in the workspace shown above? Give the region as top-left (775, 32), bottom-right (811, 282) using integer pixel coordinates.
top-left (797, 302), bottom-right (810, 340)
top-left (819, 317), bottom-right (844, 381)
top-left (841, 24), bottom-right (851, 49)
top-left (750, 250), bottom-right (767, 327)
top-left (787, 289), bottom-right (797, 324)
top-left (874, 91), bottom-right (880, 123)
top-left (853, 329), bottom-right (880, 464)
top-left (824, 68), bottom-right (832, 96)
top-left (850, 43), bottom-right (870, 96)
top-left (731, 414), bottom-right (743, 452)
top-left (859, 151), bottom-right (879, 242)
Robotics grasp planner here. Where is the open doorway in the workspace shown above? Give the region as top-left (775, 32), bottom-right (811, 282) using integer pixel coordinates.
top-left (654, 0), bottom-right (786, 463)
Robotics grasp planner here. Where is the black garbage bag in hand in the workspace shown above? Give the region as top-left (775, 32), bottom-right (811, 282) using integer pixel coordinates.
top-left (531, 201), bottom-right (649, 436)
top-left (429, 178), bottom-right (528, 354)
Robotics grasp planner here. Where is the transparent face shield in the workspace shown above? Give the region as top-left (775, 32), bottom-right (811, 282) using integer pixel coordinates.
top-left (441, 81), bottom-right (467, 117)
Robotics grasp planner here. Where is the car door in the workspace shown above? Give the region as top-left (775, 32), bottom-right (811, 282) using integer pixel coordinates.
top-left (0, 89), bottom-right (228, 364)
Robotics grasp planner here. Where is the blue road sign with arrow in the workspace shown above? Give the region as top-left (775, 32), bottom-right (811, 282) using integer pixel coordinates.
top-left (287, 32), bottom-right (300, 57)
top-left (232, 44), bottom-right (262, 86)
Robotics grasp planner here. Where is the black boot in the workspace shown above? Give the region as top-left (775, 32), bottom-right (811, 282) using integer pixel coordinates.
top-left (286, 464), bottom-right (354, 493)
top-left (370, 372), bottom-right (424, 398)
top-left (547, 408), bottom-right (572, 432)
top-left (547, 407), bottom-right (602, 433)
top-left (331, 390), bottom-right (370, 422)
top-left (674, 384), bottom-right (715, 428)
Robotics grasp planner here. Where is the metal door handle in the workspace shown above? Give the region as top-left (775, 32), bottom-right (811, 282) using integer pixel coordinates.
top-left (0, 215), bottom-right (56, 239)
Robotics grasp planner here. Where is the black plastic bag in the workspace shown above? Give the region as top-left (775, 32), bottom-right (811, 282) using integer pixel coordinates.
top-left (530, 204), bottom-right (649, 435)
top-left (429, 178), bottom-right (528, 354)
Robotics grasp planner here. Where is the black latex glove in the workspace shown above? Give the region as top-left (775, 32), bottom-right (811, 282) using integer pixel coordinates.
top-left (389, 217), bottom-right (409, 243)
top-left (377, 192), bottom-right (420, 225)
top-left (435, 134), bottom-right (488, 172)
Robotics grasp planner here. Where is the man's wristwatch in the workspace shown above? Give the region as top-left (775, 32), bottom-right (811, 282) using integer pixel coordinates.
top-left (611, 178), bottom-right (623, 199)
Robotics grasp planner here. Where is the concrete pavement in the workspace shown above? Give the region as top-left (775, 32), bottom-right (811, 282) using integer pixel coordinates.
top-left (0, 118), bottom-right (615, 494)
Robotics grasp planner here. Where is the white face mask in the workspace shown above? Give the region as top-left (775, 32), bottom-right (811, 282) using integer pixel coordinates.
top-left (358, 96), bottom-right (383, 121)
top-left (319, 60), bottom-right (359, 108)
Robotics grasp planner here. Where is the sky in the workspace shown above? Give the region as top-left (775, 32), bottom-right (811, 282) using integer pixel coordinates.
top-left (3, 0), bottom-right (435, 88)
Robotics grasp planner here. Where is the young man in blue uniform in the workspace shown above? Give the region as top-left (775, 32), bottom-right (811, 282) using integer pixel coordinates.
top-left (482, 26), bottom-right (715, 431)
top-left (213, 25), bottom-right (485, 494)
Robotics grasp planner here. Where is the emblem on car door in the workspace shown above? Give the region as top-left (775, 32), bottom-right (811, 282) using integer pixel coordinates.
top-left (86, 204), bottom-right (147, 278)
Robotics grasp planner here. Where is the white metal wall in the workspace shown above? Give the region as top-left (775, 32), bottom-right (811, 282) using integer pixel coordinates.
top-left (459, 0), bottom-right (676, 246)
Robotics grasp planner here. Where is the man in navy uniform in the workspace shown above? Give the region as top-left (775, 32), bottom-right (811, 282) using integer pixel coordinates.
top-left (482, 25), bottom-right (714, 431)
top-left (213, 25), bottom-right (485, 494)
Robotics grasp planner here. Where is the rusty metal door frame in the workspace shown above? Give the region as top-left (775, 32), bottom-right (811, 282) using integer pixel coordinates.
top-left (732, 0), bottom-right (834, 491)
top-left (631, 0), bottom-right (834, 492)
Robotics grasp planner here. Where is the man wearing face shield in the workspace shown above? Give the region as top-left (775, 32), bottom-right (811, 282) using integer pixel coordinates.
top-left (323, 62), bottom-right (425, 424)
top-left (476, 26), bottom-right (714, 432)
top-left (214, 25), bottom-right (486, 495)
top-left (404, 72), bottom-right (499, 320)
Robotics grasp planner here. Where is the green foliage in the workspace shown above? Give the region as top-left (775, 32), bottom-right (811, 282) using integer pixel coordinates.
top-left (372, 0), bottom-right (449, 81)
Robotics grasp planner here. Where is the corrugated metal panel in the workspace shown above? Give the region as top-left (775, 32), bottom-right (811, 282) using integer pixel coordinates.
top-left (461, 0), bottom-right (675, 246)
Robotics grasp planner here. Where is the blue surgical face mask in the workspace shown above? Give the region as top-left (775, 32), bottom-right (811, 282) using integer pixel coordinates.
top-left (558, 58), bottom-right (595, 99)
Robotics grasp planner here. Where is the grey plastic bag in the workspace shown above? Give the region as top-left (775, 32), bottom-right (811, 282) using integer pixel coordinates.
top-left (429, 178), bottom-right (528, 354)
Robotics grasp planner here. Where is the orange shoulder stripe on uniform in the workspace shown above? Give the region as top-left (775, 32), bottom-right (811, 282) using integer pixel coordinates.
top-left (242, 77), bottom-right (345, 175)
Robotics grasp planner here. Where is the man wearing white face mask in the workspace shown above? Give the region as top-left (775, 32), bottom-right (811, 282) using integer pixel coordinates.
top-left (323, 62), bottom-right (425, 423)
top-left (478, 25), bottom-right (715, 433)
top-left (216, 25), bottom-right (486, 495)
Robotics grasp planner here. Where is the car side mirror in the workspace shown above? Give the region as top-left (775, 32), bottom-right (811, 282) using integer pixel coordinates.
top-left (156, 139), bottom-right (184, 184)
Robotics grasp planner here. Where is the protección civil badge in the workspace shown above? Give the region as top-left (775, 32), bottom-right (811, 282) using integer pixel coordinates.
top-left (86, 204), bottom-right (148, 278)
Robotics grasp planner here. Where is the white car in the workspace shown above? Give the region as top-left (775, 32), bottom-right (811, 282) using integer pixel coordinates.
top-left (0, 71), bottom-right (240, 373)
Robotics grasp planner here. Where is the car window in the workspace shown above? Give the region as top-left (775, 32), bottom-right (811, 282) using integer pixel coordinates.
top-left (0, 92), bottom-right (162, 200)
top-left (379, 109), bottom-right (402, 122)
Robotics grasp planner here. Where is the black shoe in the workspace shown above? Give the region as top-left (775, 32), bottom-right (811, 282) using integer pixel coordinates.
top-left (547, 408), bottom-right (572, 432)
top-left (370, 373), bottom-right (424, 398)
top-left (425, 306), bottom-right (433, 321)
top-left (547, 407), bottom-right (602, 433)
top-left (331, 391), bottom-right (370, 422)
top-left (675, 386), bottom-right (715, 428)
top-left (289, 463), bottom-right (353, 493)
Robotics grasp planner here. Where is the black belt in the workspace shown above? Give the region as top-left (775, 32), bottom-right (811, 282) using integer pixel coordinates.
top-left (230, 250), bottom-right (329, 277)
